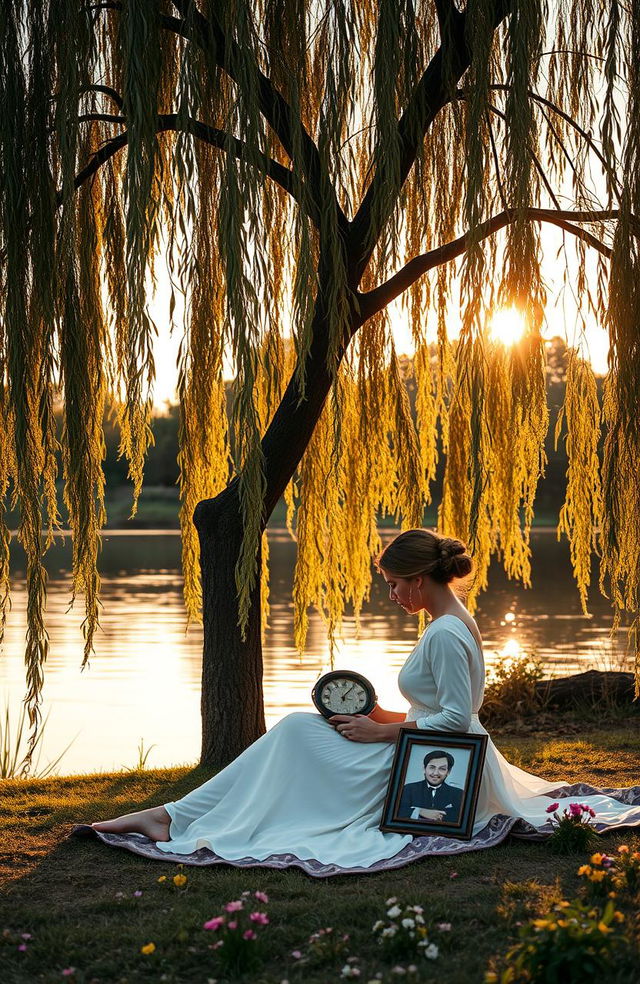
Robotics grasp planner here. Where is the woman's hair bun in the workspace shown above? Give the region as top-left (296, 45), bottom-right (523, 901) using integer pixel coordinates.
top-left (437, 537), bottom-right (473, 581)
top-left (376, 528), bottom-right (474, 585)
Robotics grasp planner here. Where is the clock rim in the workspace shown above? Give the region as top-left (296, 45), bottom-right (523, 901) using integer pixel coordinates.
top-left (311, 669), bottom-right (377, 718)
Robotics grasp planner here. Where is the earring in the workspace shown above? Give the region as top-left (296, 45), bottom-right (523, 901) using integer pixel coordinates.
top-left (408, 586), bottom-right (414, 608)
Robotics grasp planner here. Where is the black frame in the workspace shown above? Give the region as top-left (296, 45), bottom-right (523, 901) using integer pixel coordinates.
top-left (311, 670), bottom-right (377, 718)
top-left (380, 728), bottom-right (488, 840)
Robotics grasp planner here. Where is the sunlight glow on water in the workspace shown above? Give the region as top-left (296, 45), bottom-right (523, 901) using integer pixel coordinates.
top-left (0, 531), bottom-right (632, 774)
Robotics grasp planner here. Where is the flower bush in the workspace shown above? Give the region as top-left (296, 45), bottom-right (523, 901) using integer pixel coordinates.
top-left (578, 845), bottom-right (640, 900)
top-left (201, 890), bottom-right (270, 973)
top-left (291, 926), bottom-right (352, 967)
top-left (545, 801), bottom-right (598, 854)
top-left (372, 897), bottom-right (439, 962)
top-left (490, 898), bottom-right (627, 983)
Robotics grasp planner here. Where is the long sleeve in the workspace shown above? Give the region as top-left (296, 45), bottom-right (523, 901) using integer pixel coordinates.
top-left (414, 629), bottom-right (472, 732)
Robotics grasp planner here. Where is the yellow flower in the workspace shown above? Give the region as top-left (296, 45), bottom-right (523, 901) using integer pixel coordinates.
top-left (608, 891), bottom-right (617, 898)
top-left (617, 845), bottom-right (629, 854)
top-left (173, 874), bottom-right (187, 887)
top-left (484, 974), bottom-right (498, 983)
top-left (556, 919), bottom-right (568, 928)
top-left (140, 942), bottom-right (156, 955)
top-left (577, 865), bottom-right (591, 876)
top-left (597, 922), bottom-right (612, 934)
top-left (590, 853), bottom-right (603, 865)
top-left (556, 901), bottom-right (571, 909)
top-left (613, 911), bottom-right (625, 923)
top-left (588, 870), bottom-right (605, 882)
top-left (532, 919), bottom-right (550, 929)
top-left (157, 876), bottom-right (167, 883)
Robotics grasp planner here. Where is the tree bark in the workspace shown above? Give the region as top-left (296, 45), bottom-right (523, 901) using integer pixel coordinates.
top-left (195, 483), bottom-right (266, 771)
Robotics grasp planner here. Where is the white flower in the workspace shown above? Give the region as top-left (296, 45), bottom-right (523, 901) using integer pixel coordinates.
top-left (415, 914), bottom-right (425, 925)
top-left (401, 918), bottom-right (415, 929)
top-left (424, 943), bottom-right (439, 960)
top-left (391, 967), bottom-right (406, 976)
top-left (387, 905), bottom-right (402, 918)
top-left (372, 920), bottom-right (385, 933)
top-left (412, 906), bottom-right (424, 914)
top-left (385, 897), bottom-right (398, 906)
top-left (436, 922), bottom-right (452, 932)
top-left (381, 926), bottom-right (397, 938)
top-left (340, 966), bottom-right (361, 978)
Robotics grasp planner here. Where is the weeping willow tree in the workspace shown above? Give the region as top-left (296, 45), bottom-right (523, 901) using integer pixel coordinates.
top-left (1, 0), bottom-right (639, 770)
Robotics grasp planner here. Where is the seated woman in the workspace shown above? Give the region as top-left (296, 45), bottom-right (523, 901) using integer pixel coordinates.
top-left (85, 529), bottom-right (640, 875)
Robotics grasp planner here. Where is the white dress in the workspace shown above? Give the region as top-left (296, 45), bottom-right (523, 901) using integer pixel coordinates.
top-left (81, 615), bottom-right (640, 876)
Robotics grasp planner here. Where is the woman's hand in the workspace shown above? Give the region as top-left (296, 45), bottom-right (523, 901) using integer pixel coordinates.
top-left (328, 714), bottom-right (385, 743)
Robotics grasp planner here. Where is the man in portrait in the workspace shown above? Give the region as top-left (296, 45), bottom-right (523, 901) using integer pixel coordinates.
top-left (398, 749), bottom-right (464, 824)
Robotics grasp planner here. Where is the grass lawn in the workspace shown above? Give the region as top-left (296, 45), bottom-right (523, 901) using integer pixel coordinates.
top-left (2, 724), bottom-right (639, 984)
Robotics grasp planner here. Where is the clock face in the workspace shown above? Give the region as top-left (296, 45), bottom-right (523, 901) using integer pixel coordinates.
top-left (311, 671), bottom-right (376, 719)
top-left (320, 677), bottom-right (370, 715)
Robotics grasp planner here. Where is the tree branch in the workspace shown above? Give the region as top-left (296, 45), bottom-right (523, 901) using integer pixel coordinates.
top-left (482, 83), bottom-right (623, 204)
top-left (349, 0), bottom-right (512, 282)
top-left (167, 0), bottom-right (348, 237)
top-left (358, 208), bottom-right (615, 323)
top-left (79, 84), bottom-right (124, 112)
top-left (60, 114), bottom-right (311, 220)
top-left (434, 0), bottom-right (463, 41)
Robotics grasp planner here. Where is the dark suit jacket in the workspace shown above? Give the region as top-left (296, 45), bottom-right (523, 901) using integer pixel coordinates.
top-left (398, 779), bottom-right (464, 823)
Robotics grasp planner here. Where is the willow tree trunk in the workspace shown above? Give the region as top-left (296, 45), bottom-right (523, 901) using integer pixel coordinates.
top-left (194, 301), bottom-right (349, 771)
top-left (194, 483), bottom-right (265, 771)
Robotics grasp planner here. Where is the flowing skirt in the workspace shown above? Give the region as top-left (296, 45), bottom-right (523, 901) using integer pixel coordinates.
top-left (77, 711), bottom-right (640, 876)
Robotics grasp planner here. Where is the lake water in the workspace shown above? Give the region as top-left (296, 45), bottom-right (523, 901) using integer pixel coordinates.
top-left (0, 530), bottom-right (631, 775)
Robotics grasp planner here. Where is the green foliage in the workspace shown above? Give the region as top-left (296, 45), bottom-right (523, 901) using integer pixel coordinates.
top-left (491, 898), bottom-right (630, 984)
top-left (0, 702), bottom-right (74, 780)
top-left (480, 653), bottom-right (546, 726)
top-left (545, 802), bottom-right (598, 856)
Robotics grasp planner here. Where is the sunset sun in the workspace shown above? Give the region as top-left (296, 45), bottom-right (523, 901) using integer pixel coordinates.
top-left (488, 307), bottom-right (528, 346)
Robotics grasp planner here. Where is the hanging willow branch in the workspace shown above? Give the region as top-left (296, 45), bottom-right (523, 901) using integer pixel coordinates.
top-left (2, 0), bottom-right (640, 764)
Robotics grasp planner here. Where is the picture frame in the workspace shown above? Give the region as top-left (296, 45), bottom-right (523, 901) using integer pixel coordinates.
top-left (379, 728), bottom-right (488, 840)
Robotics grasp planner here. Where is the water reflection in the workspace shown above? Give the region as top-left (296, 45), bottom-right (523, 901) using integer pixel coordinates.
top-left (0, 530), bottom-right (631, 774)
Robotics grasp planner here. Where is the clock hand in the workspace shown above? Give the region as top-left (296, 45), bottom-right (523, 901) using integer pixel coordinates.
top-left (341, 685), bottom-right (355, 702)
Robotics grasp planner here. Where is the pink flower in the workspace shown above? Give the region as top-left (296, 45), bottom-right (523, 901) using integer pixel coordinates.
top-left (587, 807), bottom-right (596, 818)
top-left (291, 950), bottom-right (302, 959)
top-left (133, 890), bottom-right (143, 898)
top-left (225, 900), bottom-right (244, 912)
top-left (449, 871), bottom-right (459, 879)
top-left (61, 971), bottom-right (76, 978)
top-left (568, 802), bottom-right (584, 817)
top-left (228, 921), bottom-right (238, 930)
top-left (18, 943), bottom-right (27, 952)
top-left (254, 890), bottom-right (269, 903)
top-left (243, 929), bottom-right (257, 940)
top-left (546, 802), bottom-right (559, 813)
top-left (249, 911), bottom-right (269, 925)
top-left (210, 940), bottom-right (224, 950)
top-left (203, 917), bottom-right (225, 931)
top-left (21, 933), bottom-right (32, 940)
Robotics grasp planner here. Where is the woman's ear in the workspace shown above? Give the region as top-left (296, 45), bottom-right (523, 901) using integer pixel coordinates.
top-left (414, 575), bottom-right (423, 590)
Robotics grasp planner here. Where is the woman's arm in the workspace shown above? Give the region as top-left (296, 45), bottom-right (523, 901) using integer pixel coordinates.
top-left (328, 714), bottom-right (416, 742)
top-left (367, 704), bottom-right (407, 724)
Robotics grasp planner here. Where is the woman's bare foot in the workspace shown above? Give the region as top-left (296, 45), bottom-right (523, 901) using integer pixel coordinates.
top-left (91, 805), bottom-right (171, 842)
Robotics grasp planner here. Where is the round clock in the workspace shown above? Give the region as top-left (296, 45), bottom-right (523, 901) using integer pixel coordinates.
top-left (311, 670), bottom-right (377, 719)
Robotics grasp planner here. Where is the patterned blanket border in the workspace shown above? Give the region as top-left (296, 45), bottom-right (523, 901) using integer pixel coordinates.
top-left (70, 783), bottom-right (640, 879)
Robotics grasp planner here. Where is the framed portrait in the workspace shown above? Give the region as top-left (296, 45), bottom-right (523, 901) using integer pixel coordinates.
top-left (380, 728), bottom-right (488, 840)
